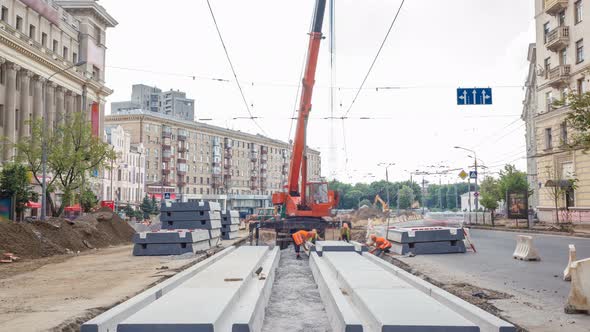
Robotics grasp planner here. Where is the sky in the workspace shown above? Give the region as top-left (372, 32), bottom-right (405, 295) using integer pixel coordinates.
top-left (99, 0), bottom-right (535, 185)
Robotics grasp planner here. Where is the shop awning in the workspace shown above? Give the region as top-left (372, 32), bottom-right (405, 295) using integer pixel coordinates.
top-left (26, 201), bottom-right (41, 209)
top-left (64, 204), bottom-right (82, 212)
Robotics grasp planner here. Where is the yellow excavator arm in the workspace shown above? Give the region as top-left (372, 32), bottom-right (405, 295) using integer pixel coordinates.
top-left (373, 195), bottom-right (390, 212)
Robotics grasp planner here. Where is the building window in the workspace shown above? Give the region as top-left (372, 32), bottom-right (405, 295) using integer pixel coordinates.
top-left (560, 122), bottom-right (568, 145)
top-left (41, 33), bottom-right (47, 47)
top-left (92, 66), bottom-right (100, 80)
top-left (63, 46), bottom-right (68, 59)
top-left (560, 48), bottom-right (567, 65)
top-left (1, 6), bottom-right (7, 22)
top-left (0, 104), bottom-right (4, 126)
top-left (544, 57), bottom-right (551, 78)
top-left (545, 128), bottom-right (553, 150)
top-left (200, 177), bottom-right (203, 184)
top-left (576, 39), bottom-right (584, 64)
top-left (543, 22), bottom-right (550, 43)
top-left (15, 109), bottom-right (18, 131)
top-left (52, 39), bottom-right (58, 53)
top-left (72, 52), bottom-right (78, 63)
top-left (545, 91), bottom-right (553, 111)
top-left (559, 10), bottom-right (566, 26)
top-left (200, 188), bottom-right (203, 194)
top-left (15, 15), bottom-right (22, 32)
top-left (29, 25), bottom-right (36, 40)
top-left (575, 1), bottom-right (583, 24)
top-left (577, 78), bottom-right (586, 94)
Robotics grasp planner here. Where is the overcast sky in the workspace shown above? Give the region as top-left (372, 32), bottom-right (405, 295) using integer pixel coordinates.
top-left (100, 0), bottom-right (535, 185)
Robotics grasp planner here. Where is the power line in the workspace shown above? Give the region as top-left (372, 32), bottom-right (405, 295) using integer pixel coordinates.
top-left (342, 0), bottom-right (406, 118)
top-left (472, 117), bottom-right (523, 148)
top-left (205, 0), bottom-right (267, 136)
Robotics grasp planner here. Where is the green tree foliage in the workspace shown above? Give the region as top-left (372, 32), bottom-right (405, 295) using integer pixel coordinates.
top-left (397, 185), bottom-right (415, 209)
top-left (498, 164), bottom-right (529, 198)
top-left (141, 195), bottom-right (153, 219)
top-left (556, 91), bottom-right (590, 151)
top-left (14, 112), bottom-right (115, 217)
top-left (80, 189), bottom-right (98, 213)
top-left (150, 196), bottom-right (159, 215)
top-left (479, 177), bottom-right (500, 212)
top-left (0, 163), bottom-right (38, 221)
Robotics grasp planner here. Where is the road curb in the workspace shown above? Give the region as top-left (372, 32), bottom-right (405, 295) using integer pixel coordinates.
top-left (468, 225), bottom-right (590, 239)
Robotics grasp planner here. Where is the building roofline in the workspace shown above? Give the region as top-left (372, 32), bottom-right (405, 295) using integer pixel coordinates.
top-left (55, 0), bottom-right (118, 27)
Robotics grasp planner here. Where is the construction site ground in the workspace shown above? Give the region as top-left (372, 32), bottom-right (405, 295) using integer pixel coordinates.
top-left (394, 228), bottom-right (590, 332)
top-left (0, 233), bottom-right (248, 332)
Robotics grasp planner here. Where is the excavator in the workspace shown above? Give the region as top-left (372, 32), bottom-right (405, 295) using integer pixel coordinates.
top-left (250, 0), bottom-right (340, 249)
top-left (373, 194), bottom-right (390, 213)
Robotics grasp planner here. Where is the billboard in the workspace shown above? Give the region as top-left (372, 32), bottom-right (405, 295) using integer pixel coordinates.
top-left (91, 102), bottom-right (100, 137)
top-left (507, 191), bottom-right (528, 219)
top-left (0, 196), bottom-right (12, 222)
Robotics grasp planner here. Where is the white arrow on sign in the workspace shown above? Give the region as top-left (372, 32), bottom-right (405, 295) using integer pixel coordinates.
top-left (482, 89), bottom-right (491, 104)
top-left (472, 90), bottom-right (477, 105)
top-left (459, 90), bottom-right (467, 105)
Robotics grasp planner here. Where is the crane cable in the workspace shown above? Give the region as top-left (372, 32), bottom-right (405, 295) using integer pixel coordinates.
top-left (205, 0), bottom-right (268, 136)
top-left (342, 0), bottom-right (406, 118)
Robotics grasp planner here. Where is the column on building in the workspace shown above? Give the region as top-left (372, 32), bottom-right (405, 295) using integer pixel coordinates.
top-left (45, 82), bottom-right (56, 132)
top-left (65, 91), bottom-right (74, 123)
top-left (32, 76), bottom-right (44, 125)
top-left (19, 70), bottom-right (33, 140)
top-left (55, 86), bottom-right (65, 128)
top-left (3, 62), bottom-right (20, 161)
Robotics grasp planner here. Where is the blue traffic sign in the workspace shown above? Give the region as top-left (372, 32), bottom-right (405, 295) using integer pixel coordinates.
top-left (469, 171), bottom-right (478, 179)
top-left (457, 88), bottom-right (492, 106)
top-left (164, 192), bottom-right (171, 200)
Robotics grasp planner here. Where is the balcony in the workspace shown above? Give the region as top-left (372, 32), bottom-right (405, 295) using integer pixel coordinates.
top-left (224, 161), bottom-right (231, 169)
top-left (547, 65), bottom-right (571, 87)
top-left (224, 149), bottom-right (233, 158)
top-left (177, 178), bottom-right (187, 187)
top-left (250, 152), bottom-right (259, 161)
top-left (544, 0), bottom-right (568, 15)
top-left (162, 128), bottom-right (172, 139)
top-left (177, 157), bottom-right (187, 164)
top-left (545, 26), bottom-right (569, 52)
top-left (162, 144), bottom-right (171, 152)
top-left (162, 154), bottom-right (171, 163)
top-left (178, 145), bottom-right (188, 153)
top-left (162, 169), bottom-right (171, 175)
top-left (162, 179), bottom-right (173, 186)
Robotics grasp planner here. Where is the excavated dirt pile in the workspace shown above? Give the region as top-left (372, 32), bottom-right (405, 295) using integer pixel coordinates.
top-left (0, 208), bottom-right (134, 259)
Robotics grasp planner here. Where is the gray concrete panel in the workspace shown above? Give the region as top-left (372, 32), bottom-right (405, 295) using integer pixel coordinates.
top-left (209, 228), bottom-right (222, 240)
top-left (161, 210), bottom-right (222, 222)
top-left (390, 240), bottom-right (467, 255)
top-left (160, 218), bottom-right (223, 230)
top-left (133, 230), bottom-right (210, 244)
top-left (387, 227), bottom-right (465, 244)
top-left (222, 231), bottom-right (239, 240)
top-left (222, 224), bottom-right (240, 232)
top-left (132, 240), bottom-right (211, 256)
top-left (161, 201), bottom-right (221, 212)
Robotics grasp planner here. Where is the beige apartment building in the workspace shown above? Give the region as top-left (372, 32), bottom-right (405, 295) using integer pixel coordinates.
top-left (531, 0), bottom-right (590, 222)
top-left (105, 110), bottom-right (322, 213)
top-left (0, 0), bottom-right (116, 162)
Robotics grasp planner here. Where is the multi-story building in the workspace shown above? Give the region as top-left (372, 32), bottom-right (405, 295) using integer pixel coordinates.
top-left (522, 43), bottom-right (539, 211)
top-left (0, 0), bottom-right (117, 162)
top-left (112, 84), bottom-right (195, 121)
top-left (531, 0), bottom-right (590, 222)
top-left (105, 110), bottom-right (322, 213)
top-left (100, 125), bottom-right (146, 207)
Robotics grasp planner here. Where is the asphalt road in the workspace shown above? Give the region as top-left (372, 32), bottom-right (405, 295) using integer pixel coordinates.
top-left (397, 229), bottom-right (590, 332)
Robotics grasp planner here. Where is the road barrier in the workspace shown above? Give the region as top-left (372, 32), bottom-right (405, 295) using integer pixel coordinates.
top-left (512, 235), bottom-right (541, 261)
top-left (566, 257), bottom-right (590, 314)
top-left (463, 228), bottom-right (476, 252)
top-left (564, 244), bottom-right (577, 281)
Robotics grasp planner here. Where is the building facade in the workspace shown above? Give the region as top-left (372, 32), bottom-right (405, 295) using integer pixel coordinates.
top-left (533, 0), bottom-right (590, 222)
top-left (112, 84), bottom-right (195, 121)
top-left (105, 110), bottom-right (322, 213)
top-left (99, 125), bottom-right (146, 207)
top-left (0, 0), bottom-right (116, 162)
top-left (522, 43), bottom-right (539, 211)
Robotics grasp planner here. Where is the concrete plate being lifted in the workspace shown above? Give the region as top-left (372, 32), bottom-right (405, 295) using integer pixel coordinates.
top-left (390, 240), bottom-right (466, 255)
top-left (387, 227), bottom-right (464, 243)
top-left (133, 230), bottom-right (210, 244)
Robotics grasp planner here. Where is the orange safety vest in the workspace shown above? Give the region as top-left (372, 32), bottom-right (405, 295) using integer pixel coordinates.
top-left (292, 230), bottom-right (315, 245)
top-left (374, 237), bottom-right (391, 250)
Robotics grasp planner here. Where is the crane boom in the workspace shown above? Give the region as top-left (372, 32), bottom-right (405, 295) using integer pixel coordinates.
top-left (288, 0), bottom-right (326, 197)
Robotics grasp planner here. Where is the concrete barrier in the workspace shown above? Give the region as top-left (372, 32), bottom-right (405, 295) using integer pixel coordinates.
top-left (309, 252), bottom-right (364, 332)
top-left (564, 244), bottom-right (577, 281)
top-left (512, 235), bottom-right (541, 261)
top-left (81, 246), bottom-right (237, 332)
top-left (566, 257), bottom-right (590, 313)
top-left (364, 254), bottom-right (516, 332)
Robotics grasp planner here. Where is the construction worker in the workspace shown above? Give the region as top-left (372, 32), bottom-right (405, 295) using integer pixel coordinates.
top-left (368, 234), bottom-right (392, 257)
top-left (292, 229), bottom-right (319, 259)
top-left (339, 223), bottom-right (351, 242)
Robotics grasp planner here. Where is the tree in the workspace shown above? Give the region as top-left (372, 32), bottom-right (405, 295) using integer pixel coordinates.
top-left (544, 165), bottom-right (578, 224)
top-left (0, 163), bottom-right (38, 221)
top-left (479, 177), bottom-right (500, 216)
top-left (498, 164), bottom-right (529, 198)
top-left (397, 185), bottom-right (415, 210)
top-left (80, 188), bottom-right (98, 213)
top-left (123, 204), bottom-right (134, 219)
top-left (141, 195), bottom-right (153, 219)
top-left (345, 190), bottom-right (364, 208)
top-left (556, 90), bottom-right (590, 151)
top-left (150, 196), bottom-right (159, 215)
top-left (14, 112), bottom-right (115, 217)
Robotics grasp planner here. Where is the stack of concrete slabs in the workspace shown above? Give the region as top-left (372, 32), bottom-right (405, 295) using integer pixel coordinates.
top-left (133, 230), bottom-right (211, 256)
top-left (221, 210), bottom-right (240, 240)
top-left (387, 227), bottom-right (466, 255)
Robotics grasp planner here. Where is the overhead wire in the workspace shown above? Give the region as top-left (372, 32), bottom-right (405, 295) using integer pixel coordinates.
top-left (205, 0), bottom-right (267, 136)
top-left (342, 0), bottom-right (406, 118)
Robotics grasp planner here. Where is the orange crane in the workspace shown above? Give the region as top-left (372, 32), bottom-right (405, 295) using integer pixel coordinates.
top-left (250, 0), bottom-right (340, 248)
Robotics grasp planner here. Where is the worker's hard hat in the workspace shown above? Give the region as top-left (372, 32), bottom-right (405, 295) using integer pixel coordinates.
top-left (370, 234), bottom-right (377, 240)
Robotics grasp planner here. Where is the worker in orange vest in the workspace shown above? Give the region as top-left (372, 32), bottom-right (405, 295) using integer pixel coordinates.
top-left (368, 234), bottom-right (392, 257)
top-left (339, 223), bottom-right (351, 242)
top-left (292, 229), bottom-right (319, 259)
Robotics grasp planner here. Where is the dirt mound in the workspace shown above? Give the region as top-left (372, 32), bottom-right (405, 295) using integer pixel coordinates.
top-left (0, 210), bottom-right (135, 260)
top-left (351, 205), bottom-right (387, 221)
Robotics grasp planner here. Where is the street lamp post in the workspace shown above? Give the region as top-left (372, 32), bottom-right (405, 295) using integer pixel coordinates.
top-left (455, 146), bottom-right (478, 223)
top-left (41, 61), bottom-right (86, 221)
top-left (378, 162), bottom-right (395, 208)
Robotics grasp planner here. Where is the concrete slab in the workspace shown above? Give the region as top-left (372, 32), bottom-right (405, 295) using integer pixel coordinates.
top-left (81, 247), bottom-right (237, 332)
top-left (161, 210), bottom-right (222, 222)
top-left (387, 227), bottom-right (464, 244)
top-left (390, 240), bottom-right (466, 255)
top-left (209, 228), bottom-right (221, 240)
top-left (160, 218), bottom-right (223, 230)
top-left (132, 240), bottom-right (211, 256)
top-left (161, 201), bottom-right (221, 212)
top-left (221, 231), bottom-right (239, 240)
top-left (222, 224), bottom-right (240, 232)
top-left (133, 230), bottom-right (210, 244)
top-left (119, 246), bottom-right (270, 331)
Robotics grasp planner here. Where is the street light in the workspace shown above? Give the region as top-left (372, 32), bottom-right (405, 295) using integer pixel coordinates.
top-left (377, 162), bottom-right (395, 207)
top-left (41, 61), bottom-right (87, 221)
top-left (454, 146), bottom-right (479, 209)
